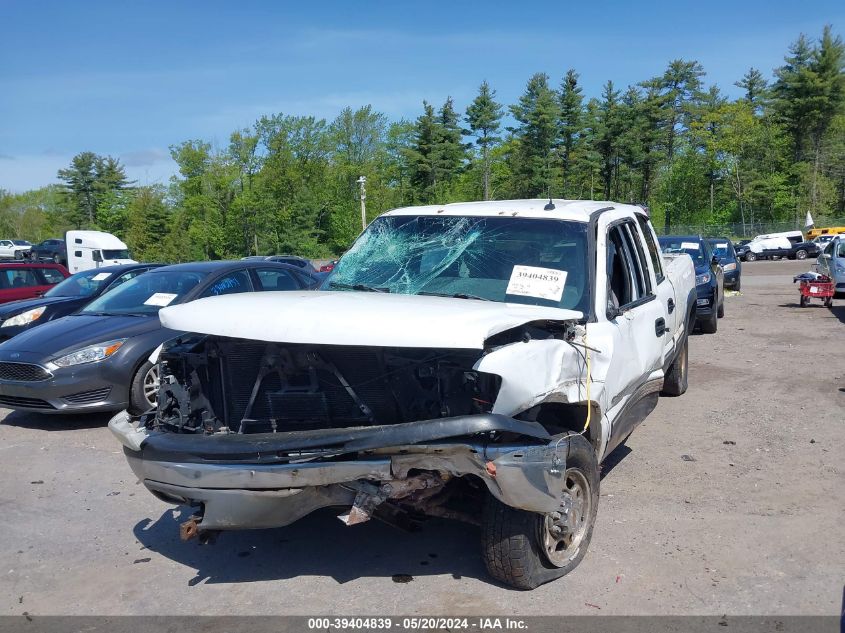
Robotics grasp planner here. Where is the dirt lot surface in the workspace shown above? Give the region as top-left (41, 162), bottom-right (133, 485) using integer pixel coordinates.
top-left (0, 259), bottom-right (842, 616)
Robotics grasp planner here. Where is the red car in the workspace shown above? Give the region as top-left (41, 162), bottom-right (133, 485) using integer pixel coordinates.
top-left (0, 263), bottom-right (70, 304)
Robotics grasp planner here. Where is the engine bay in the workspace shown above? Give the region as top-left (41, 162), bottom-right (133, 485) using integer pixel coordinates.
top-left (152, 336), bottom-right (501, 434)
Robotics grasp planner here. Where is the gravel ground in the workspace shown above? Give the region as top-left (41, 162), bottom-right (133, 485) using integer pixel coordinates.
top-left (0, 259), bottom-right (842, 616)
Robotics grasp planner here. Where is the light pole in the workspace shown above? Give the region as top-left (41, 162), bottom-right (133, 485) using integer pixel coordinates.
top-left (356, 175), bottom-right (367, 231)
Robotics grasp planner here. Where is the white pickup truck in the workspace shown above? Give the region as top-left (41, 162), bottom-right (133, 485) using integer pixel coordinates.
top-left (110, 199), bottom-right (696, 589)
top-left (0, 239), bottom-right (32, 260)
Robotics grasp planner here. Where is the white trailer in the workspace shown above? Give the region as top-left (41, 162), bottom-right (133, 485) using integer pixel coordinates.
top-left (65, 231), bottom-right (137, 273)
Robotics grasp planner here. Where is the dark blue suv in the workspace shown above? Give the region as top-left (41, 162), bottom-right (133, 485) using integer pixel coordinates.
top-left (659, 236), bottom-right (725, 334)
top-left (708, 238), bottom-right (742, 291)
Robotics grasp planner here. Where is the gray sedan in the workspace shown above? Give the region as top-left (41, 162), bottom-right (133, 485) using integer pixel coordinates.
top-left (0, 260), bottom-right (319, 414)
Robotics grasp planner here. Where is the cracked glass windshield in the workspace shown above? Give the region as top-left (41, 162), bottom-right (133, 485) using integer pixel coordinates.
top-left (326, 215), bottom-right (590, 312)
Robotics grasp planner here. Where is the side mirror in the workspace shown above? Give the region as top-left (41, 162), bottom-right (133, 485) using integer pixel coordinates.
top-left (92, 251), bottom-right (103, 263)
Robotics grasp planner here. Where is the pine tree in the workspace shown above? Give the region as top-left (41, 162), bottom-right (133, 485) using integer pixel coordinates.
top-left (735, 67), bottom-right (768, 106)
top-left (510, 73), bottom-right (560, 197)
top-left (431, 97), bottom-right (467, 200)
top-left (558, 69), bottom-right (584, 195)
top-left (465, 81), bottom-right (503, 200)
top-left (406, 102), bottom-right (439, 203)
top-left (595, 81), bottom-right (622, 199)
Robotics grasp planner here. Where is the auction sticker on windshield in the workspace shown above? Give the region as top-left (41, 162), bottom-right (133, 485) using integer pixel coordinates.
top-left (92, 272), bottom-right (111, 281)
top-left (505, 265), bottom-right (567, 302)
top-left (144, 293), bottom-right (178, 306)
top-left (681, 241), bottom-right (700, 250)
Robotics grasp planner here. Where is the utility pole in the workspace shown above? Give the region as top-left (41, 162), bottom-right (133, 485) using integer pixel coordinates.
top-left (356, 175), bottom-right (367, 230)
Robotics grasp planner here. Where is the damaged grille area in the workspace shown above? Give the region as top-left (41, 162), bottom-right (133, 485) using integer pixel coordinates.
top-left (153, 336), bottom-right (500, 435)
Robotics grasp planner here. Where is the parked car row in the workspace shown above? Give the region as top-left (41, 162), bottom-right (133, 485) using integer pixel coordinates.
top-left (0, 260), bottom-right (320, 414)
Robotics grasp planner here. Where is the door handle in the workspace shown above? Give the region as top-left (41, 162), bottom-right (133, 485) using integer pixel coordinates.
top-left (655, 317), bottom-right (666, 337)
top-left (667, 298), bottom-right (675, 314)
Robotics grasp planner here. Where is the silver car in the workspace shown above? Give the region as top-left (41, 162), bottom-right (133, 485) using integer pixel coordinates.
top-left (816, 236), bottom-right (845, 295)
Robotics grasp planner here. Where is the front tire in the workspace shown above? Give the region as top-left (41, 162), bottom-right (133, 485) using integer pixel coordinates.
top-left (700, 310), bottom-right (718, 333)
top-left (52, 254), bottom-right (61, 264)
top-left (717, 295), bottom-right (725, 318)
top-left (795, 249), bottom-right (807, 260)
top-left (129, 360), bottom-right (159, 415)
top-left (745, 252), bottom-right (757, 262)
top-left (481, 434), bottom-right (599, 590)
top-left (661, 336), bottom-right (688, 396)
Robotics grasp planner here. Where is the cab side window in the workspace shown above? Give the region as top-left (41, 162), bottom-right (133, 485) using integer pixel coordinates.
top-left (636, 215), bottom-right (664, 284)
top-left (607, 222), bottom-right (653, 315)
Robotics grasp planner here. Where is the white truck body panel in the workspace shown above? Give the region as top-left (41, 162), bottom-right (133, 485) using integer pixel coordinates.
top-left (65, 230), bottom-right (136, 273)
top-left (160, 291), bottom-right (583, 350)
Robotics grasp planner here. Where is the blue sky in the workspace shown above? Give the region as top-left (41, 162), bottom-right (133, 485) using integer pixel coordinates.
top-left (1, 0), bottom-right (843, 192)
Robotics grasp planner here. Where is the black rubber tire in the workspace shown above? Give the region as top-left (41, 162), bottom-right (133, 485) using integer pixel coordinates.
top-left (824, 296), bottom-right (833, 307)
top-left (745, 252), bottom-right (757, 262)
top-left (52, 253), bottom-right (61, 264)
top-left (733, 277), bottom-right (741, 292)
top-left (13, 250), bottom-right (22, 260)
top-left (795, 249), bottom-right (807, 260)
top-left (128, 360), bottom-right (158, 415)
top-left (717, 295), bottom-right (724, 318)
top-left (700, 310), bottom-right (718, 333)
top-left (661, 335), bottom-right (688, 396)
top-left (799, 295), bottom-right (808, 308)
top-left (481, 433), bottom-right (599, 590)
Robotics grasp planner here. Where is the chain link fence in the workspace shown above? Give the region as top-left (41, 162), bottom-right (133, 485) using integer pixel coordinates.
top-left (653, 218), bottom-right (845, 239)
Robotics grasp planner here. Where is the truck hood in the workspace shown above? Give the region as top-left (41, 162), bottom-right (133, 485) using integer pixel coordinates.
top-left (159, 291), bottom-right (582, 349)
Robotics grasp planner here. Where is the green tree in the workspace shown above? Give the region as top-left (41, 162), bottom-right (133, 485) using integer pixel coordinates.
top-left (510, 73), bottom-right (560, 197)
top-left (735, 67), bottom-right (768, 106)
top-left (465, 81), bottom-right (503, 200)
top-left (558, 69), bottom-right (584, 196)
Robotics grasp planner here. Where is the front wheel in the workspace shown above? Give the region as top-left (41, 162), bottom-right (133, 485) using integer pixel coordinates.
top-left (52, 253), bottom-right (61, 264)
top-left (745, 252), bottom-right (757, 262)
top-left (717, 295), bottom-right (725, 318)
top-left (481, 434), bottom-right (599, 590)
top-left (129, 360), bottom-right (159, 415)
top-left (700, 310), bottom-right (718, 333)
top-left (795, 249), bottom-right (807, 260)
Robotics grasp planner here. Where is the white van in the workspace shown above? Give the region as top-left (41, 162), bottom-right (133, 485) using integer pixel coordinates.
top-left (65, 230), bottom-right (137, 273)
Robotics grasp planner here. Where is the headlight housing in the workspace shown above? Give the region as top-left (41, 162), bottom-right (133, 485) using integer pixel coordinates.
top-left (695, 272), bottom-right (711, 285)
top-left (722, 263), bottom-right (737, 272)
top-left (49, 339), bottom-right (126, 369)
top-left (1, 306), bottom-right (46, 328)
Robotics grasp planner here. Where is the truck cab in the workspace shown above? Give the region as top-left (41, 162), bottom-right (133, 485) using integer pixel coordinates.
top-left (65, 231), bottom-right (137, 273)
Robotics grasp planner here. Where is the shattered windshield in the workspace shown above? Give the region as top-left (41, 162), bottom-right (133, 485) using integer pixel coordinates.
top-left (325, 215), bottom-right (590, 312)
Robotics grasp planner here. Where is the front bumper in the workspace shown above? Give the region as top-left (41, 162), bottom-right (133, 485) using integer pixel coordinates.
top-left (0, 352), bottom-right (129, 413)
top-left (110, 411), bottom-right (577, 531)
top-left (694, 284), bottom-right (717, 318)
